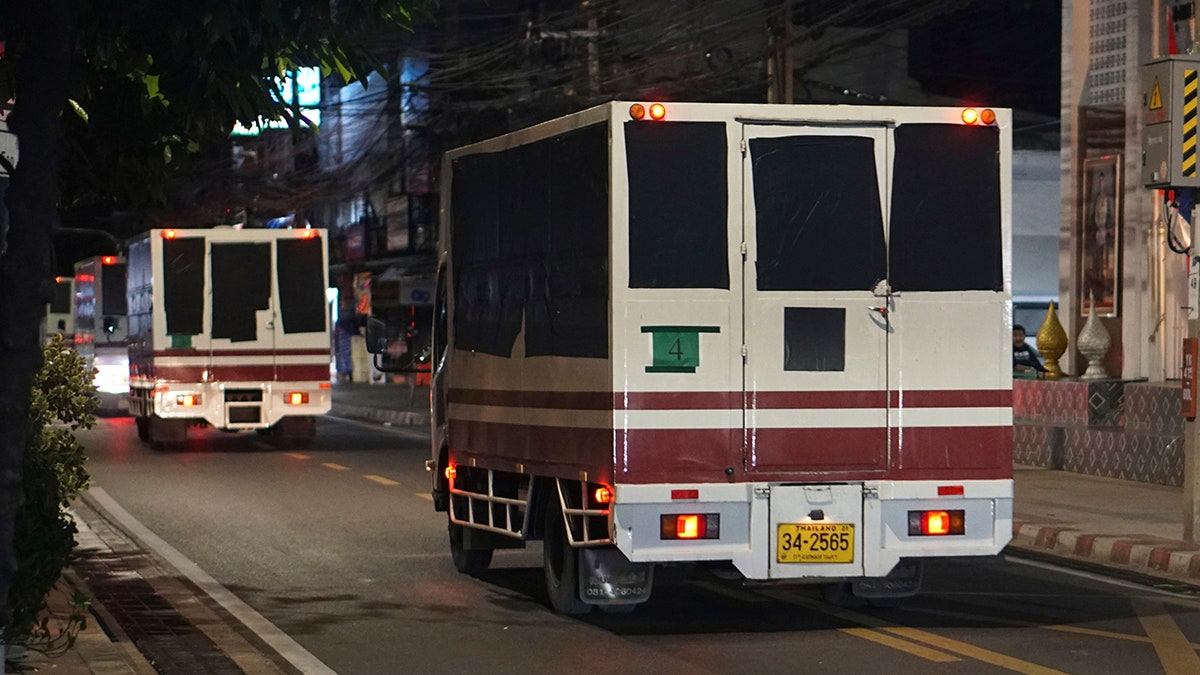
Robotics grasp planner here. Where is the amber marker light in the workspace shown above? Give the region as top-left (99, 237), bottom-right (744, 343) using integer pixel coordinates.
top-left (101, 256), bottom-right (117, 265)
top-left (162, 229), bottom-right (178, 239)
top-left (444, 464), bottom-right (457, 482)
top-left (593, 486), bottom-right (613, 505)
top-left (55, 276), bottom-right (64, 284)
top-left (649, 103), bottom-right (666, 120)
top-left (980, 108), bottom-right (996, 125)
top-left (961, 108), bottom-right (979, 124)
top-left (629, 103), bottom-right (646, 119)
top-left (301, 228), bottom-right (318, 239)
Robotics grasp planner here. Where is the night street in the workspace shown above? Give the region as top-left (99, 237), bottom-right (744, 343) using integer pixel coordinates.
top-left (74, 415), bottom-right (1200, 674)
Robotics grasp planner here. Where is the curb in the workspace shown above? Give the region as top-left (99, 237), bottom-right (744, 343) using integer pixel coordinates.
top-left (1012, 521), bottom-right (1200, 582)
top-left (329, 403), bottom-right (430, 427)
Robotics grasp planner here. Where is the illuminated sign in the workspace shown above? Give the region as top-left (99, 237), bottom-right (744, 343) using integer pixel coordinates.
top-left (231, 67), bottom-right (321, 136)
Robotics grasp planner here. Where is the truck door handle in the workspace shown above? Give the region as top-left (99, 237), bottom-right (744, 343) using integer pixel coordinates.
top-left (868, 306), bottom-right (888, 317)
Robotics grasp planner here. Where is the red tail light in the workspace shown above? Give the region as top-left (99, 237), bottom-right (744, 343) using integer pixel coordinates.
top-left (908, 509), bottom-right (965, 536)
top-left (285, 392), bottom-right (309, 405)
top-left (660, 513), bottom-right (720, 540)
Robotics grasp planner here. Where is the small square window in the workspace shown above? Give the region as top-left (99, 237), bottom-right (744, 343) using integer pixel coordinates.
top-left (784, 307), bottom-right (845, 372)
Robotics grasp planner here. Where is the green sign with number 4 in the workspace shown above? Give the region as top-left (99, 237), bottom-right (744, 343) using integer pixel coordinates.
top-left (642, 325), bottom-right (720, 373)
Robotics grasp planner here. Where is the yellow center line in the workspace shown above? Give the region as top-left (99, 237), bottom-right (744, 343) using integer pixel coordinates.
top-left (1133, 598), bottom-right (1200, 674)
top-left (839, 627), bottom-right (960, 663)
top-left (415, 493), bottom-right (434, 502)
top-left (322, 463), bottom-right (350, 471)
top-left (1044, 623), bottom-right (1200, 649)
top-left (364, 475), bottom-right (400, 486)
top-left (766, 591), bottom-right (1064, 674)
top-left (283, 453), bottom-right (310, 460)
top-left (882, 626), bottom-right (1066, 674)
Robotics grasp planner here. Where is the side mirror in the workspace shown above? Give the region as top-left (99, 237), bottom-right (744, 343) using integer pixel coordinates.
top-left (365, 316), bottom-right (387, 354)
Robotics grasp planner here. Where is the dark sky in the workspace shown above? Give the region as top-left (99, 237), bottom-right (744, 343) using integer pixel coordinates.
top-left (909, 0), bottom-right (1062, 118)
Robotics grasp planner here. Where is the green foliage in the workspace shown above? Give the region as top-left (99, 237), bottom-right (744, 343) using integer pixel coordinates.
top-left (3, 335), bottom-right (96, 647)
top-left (0, 1), bottom-right (428, 218)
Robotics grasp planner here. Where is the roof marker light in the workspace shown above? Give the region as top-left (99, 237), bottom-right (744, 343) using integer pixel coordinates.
top-left (302, 229), bottom-right (317, 239)
top-left (101, 256), bottom-right (117, 265)
top-left (649, 103), bottom-right (666, 120)
top-left (980, 108), bottom-right (996, 125)
top-left (961, 108), bottom-right (979, 125)
top-left (162, 229), bottom-right (178, 240)
top-left (629, 103), bottom-right (646, 120)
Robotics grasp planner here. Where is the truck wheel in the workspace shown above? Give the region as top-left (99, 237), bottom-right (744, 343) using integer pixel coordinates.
top-left (135, 417), bottom-right (149, 442)
top-left (148, 416), bottom-right (187, 448)
top-left (543, 499), bottom-right (590, 615)
top-left (271, 417), bottom-right (316, 447)
top-left (448, 517), bottom-right (492, 575)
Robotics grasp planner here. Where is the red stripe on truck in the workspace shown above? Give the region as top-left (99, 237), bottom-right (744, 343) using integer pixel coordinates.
top-left (448, 388), bottom-right (1011, 411)
top-left (144, 364), bottom-right (329, 382)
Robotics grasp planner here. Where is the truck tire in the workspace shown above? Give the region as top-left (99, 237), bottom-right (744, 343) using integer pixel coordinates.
top-left (448, 517), bottom-right (492, 575)
top-left (271, 416), bottom-right (316, 447)
top-left (135, 416), bottom-right (149, 442)
top-left (543, 499), bottom-right (590, 615)
top-left (148, 416), bottom-right (187, 448)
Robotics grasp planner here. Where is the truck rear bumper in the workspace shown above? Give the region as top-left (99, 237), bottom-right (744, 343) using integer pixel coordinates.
top-left (129, 381), bottom-right (331, 430)
top-left (612, 479), bottom-right (1012, 580)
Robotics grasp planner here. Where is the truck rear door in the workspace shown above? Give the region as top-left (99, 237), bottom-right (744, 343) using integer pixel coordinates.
top-left (741, 124), bottom-right (891, 477)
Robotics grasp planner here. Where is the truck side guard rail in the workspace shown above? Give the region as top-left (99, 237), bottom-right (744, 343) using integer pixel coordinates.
top-left (556, 479), bottom-right (612, 547)
top-left (448, 468), bottom-right (530, 540)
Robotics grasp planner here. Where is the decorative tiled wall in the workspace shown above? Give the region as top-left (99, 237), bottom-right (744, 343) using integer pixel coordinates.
top-left (1013, 380), bottom-right (1184, 487)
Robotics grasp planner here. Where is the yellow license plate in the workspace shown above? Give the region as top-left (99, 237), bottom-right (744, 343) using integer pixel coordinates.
top-left (776, 523), bottom-right (855, 563)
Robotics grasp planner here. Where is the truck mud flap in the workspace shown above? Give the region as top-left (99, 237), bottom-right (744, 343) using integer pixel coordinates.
top-left (851, 558), bottom-right (922, 598)
top-left (579, 547), bottom-right (654, 605)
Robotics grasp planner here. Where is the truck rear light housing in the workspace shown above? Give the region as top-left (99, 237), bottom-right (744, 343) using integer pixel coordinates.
top-left (908, 510), bottom-right (965, 536)
top-left (176, 393), bottom-right (201, 407)
top-left (285, 391), bottom-right (309, 405)
top-left (660, 513), bottom-right (720, 540)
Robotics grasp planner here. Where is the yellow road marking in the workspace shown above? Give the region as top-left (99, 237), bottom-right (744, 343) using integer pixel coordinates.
top-left (1133, 598), bottom-right (1200, 674)
top-left (322, 463), bottom-right (350, 471)
top-left (283, 453), bottom-right (310, 460)
top-left (364, 475), bottom-right (400, 486)
top-left (768, 592), bottom-right (1065, 674)
top-left (1045, 623), bottom-right (1200, 650)
top-left (839, 627), bottom-right (959, 663)
top-left (882, 626), bottom-right (1066, 674)
top-left (415, 493), bottom-right (433, 502)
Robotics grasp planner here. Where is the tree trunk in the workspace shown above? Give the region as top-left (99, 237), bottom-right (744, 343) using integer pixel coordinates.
top-left (0, 1), bottom-right (75, 630)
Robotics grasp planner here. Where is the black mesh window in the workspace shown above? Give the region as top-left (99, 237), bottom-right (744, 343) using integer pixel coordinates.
top-left (211, 243), bottom-right (271, 342)
top-left (451, 123), bottom-right (609, 359)
top-left (750, 135), bottom-right (886, 291)
top-left (784, 307), bottom-right (845, 371)
top-left (102, 263), bottom-right (127, 315)
top-left (162, 238), bottom-right (205, 336)
top-left (277, 237), bottom-right (326, 334)
top-left (890, 124), bottom-right (1002, 292)
top-left (626, 121), bottom-right (729, 289)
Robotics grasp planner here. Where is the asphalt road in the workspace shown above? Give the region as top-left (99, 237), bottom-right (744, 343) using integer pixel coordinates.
top-left (78, 416), bottom-right (1200, 674)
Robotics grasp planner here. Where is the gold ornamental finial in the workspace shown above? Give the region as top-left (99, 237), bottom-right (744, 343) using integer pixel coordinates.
top-left (1036, 301), bottom-right (1068, 379)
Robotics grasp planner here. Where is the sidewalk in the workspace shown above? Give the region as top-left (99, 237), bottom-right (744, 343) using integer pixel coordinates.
top-left (20, 384), bottom-right (1200, 673)
top-left (1011, 465), bottom-right (1200, 582)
